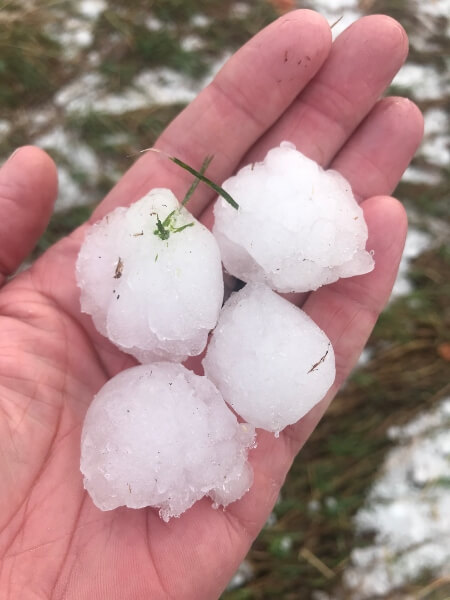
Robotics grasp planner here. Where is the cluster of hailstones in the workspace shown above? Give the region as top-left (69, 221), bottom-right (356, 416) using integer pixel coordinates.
top-left (77, 142), bottom-right (374, 521)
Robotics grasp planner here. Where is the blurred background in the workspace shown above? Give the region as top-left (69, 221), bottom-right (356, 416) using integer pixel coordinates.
top-left (0, 0), bottom-right (449, 598)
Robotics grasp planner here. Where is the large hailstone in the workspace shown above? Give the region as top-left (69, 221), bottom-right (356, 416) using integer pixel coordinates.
top-left (81, 363), bottom-right (255, 520)
top-left (203, 284), bottom-right (335, 434)
top-left (76, 189), bottom-right (224, 362)
top-left (213, 142), bottom-right (374, 293)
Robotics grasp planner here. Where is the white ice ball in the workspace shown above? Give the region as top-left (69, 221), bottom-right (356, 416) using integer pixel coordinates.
top-left (213, 142), bottom-right (374, 293)
top-left (81, 363), bottom-right (255, 520)
top-left (76, 189), bottom-right (224, 362)
top-left (203, 284), bottom-right (336, 434)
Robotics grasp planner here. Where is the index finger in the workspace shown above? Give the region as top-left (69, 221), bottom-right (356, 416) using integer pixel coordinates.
top-left (92, 10), bottom-right (331, 221)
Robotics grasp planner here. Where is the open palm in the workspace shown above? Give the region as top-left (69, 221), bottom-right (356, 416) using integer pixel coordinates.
top-left (0, 11), bottom-right (423, 600)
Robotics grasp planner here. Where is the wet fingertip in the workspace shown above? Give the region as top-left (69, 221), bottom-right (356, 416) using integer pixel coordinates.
top-left (362, 195), bottom-right (408, 251)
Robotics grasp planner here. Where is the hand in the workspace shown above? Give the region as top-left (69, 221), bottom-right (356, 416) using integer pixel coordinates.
top-left (0, 11), bottom-right (423, 599)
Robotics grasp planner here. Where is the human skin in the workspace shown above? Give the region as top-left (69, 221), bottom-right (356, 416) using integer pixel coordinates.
top-left (0, 11), bottom-right (423, 600)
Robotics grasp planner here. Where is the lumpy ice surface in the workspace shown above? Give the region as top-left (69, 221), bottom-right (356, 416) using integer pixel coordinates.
top-left (76, 188), bottom-right (224, 362)
top-left (213, 142), bottom-right (374, 293)
top-left (81, 363), bottom-right (255, 520)
top-left (203, 284), bottom-right (336, 434)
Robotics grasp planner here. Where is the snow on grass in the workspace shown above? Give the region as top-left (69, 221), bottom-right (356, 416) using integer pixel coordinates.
top-left (36, 127), bottom-right (100, 178)
top-left (341, 398), bottom-right (450, 599)
top-left (54, 72), bottom-right (104, 112)
top-left (420, 108), bottom-right (450, 169)
top-left (226, 560), bottom-right (254, 591)
top-left (180, 34), bottom-right (206, 52)
top-left (356, 348), bottom-right (372, 368)
top-left (0, 120), bottom-right (11, 140)
top-left (419, 0), bottom-right (450, 24)
top-left (54, 53), bottom-right (230, 117)
top-left (144, 16), bottom-right (166, 32)
top-left (402, 165), bottom-right (443, 186)
top-left (55, 167), bottom-right (85, 212)
top-left (402, 108), bottom-right (449, 182)
top-left (301, 0), bottom-right (361, 38)
top-left (78, 0), bottom-right (107, 19)
top-left (190, 14), bottom-right (212, 28)
top-left (35, 127), bottom-right (102, 211)
top-left (391, 228), bottom-right (431, 298)
top-left (392, 63), bottom-right (445, 101)
top-left (45, 0), bottom-right (105, 60)
top-left (230, 2), bottom-right (252, 18)
top-left (46, 15), bottom-right (95, 60)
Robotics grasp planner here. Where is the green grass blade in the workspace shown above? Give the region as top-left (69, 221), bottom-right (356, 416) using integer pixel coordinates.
top-left (170, 156), bottom-right (239, 210)
top-left (181, 154), bottom-right (214, 207)
top-left (138, 147), bottom-right (239, 210)
top-left (172, 222), bottom-right (195, 233)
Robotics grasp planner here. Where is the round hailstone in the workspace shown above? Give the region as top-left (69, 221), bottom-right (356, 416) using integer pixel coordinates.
top-left (76, 189), bottom-right (224, 362)
top-left (81, 363), bottom-right (255, 520)
top-left (213, 141), bottom-right (374, 293)
top-left (203, 284), bottom-right (336, 435)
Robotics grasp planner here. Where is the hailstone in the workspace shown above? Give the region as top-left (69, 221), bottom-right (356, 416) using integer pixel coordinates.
top-left (213, 141), bottom-right (374, 293)
top-left (80, 362), bottom-right (255, 520)
top-left (203, 284), bottom-right (336, 434)
top-left (76, 188), bottom-right (224, 362)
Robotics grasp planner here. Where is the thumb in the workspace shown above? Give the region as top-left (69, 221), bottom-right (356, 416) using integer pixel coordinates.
top-left (0, 146), bottom-right (58, 286)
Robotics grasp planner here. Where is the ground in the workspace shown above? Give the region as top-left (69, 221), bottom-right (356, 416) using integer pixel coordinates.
top-left (0, 1), bottom-right (449, 598)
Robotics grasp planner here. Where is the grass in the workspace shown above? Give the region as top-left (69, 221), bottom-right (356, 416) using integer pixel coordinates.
top-left (1, 1), bottom-right (449, 598)
top-left (0, 2), bottom-right (62, 108)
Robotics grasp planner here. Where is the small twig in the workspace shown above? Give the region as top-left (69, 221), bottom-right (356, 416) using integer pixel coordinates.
top-left (299, 547), bottom-right (335, 579)
top-left (415, 576), bottom-right (450, 599)
top-left (114, 257), bottom-right (123, 279)
top-left (330, 15), bottom-right (343, 29)
top-left (308, 345), bottom-right (330, 373)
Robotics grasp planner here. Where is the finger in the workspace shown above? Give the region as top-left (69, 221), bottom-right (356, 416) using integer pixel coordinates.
top-left (92, 9), bottom-right (331, 221)
top-left (278, 97), bottom-right (423, 307)
top-left (0, 147), bottom-right (57, 286)
top-left (286, 196), bottom-right (407, 451)
top-left (331, 97), bottom-right (424, 200)
top-left (199, 17), bottom-right (410, 231)
top-left (226, 195), bottom-right (408, 532)
top-left (242, 15), bottom-right (409, 166)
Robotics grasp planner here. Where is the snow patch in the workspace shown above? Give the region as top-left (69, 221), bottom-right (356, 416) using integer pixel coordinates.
top-left (342, 399), bottom-right (450, 599)
top-left (191, 14), bottom-right (211, 28)
top-left (78, 0), bottom-right (106, 19)
top-left (391, 228), bottom-right (431, 298)
top-left (230, 3), bottom-right (252, 18)
top-left (303, 0), bottom-right (361, 38)
top-left (392, 63), bottom-right (445, 101)
top-left (402, 165), bottom-right (443, 186)
top-left (0, 119), bottom-right (11, 139)
top-left (227, 560), bottom-right (254, 591)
